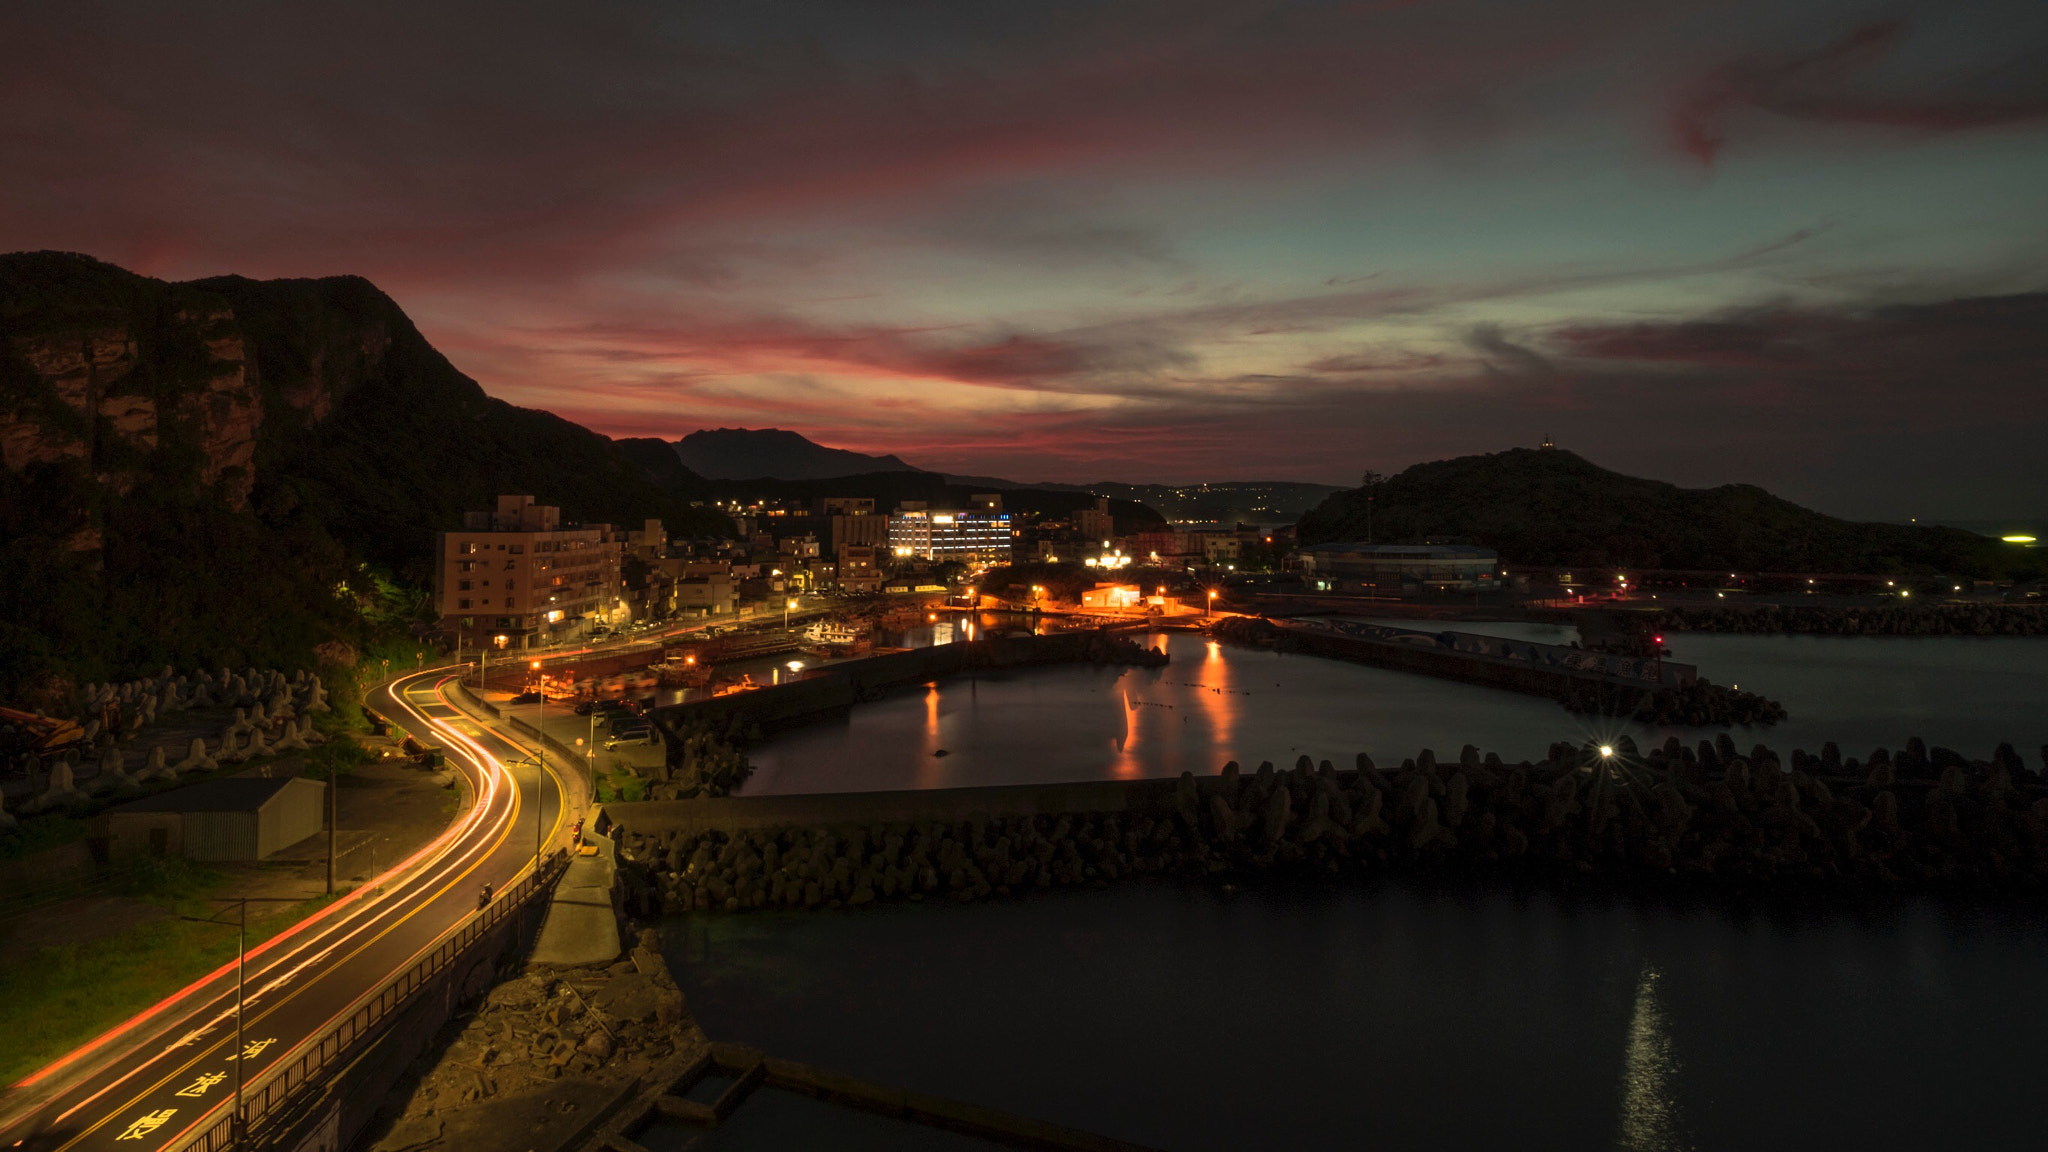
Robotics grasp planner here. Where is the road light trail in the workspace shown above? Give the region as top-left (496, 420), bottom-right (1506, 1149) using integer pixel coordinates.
top-left (4, 667), bottom-right (571, 1152)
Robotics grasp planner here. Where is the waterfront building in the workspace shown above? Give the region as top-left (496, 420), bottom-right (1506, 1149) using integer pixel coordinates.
top-left (837, 543), bottom-right (883, 593)
top-left (1074, 496), bottom-right (1114, 542)
top-left (1302, 542), bottom-right (1500, 596)
top-left (888, 507), bottom-right (1013, 567)
top-left (435, 494), bottom-right (625, 650)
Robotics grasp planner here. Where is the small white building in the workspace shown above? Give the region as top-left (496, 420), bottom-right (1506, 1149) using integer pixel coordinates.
top-left (101, 776), bottom-right (327, 861)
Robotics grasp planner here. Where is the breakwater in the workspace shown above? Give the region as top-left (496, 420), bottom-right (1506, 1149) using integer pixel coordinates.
top-left (1214, 616), bottom-right (1785, 726)
top-left (599, 736), bottom-right (2048, 916)
top-left (645, 631), bottom-right (1167, 800)
top-left (1651, 602), bottom-right (2048, 636)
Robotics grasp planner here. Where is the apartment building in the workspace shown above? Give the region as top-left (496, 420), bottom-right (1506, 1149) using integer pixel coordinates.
top-left (888, 507), bottom-right (1013, 568)
top-left (435, 495), bottom-right (624, 651)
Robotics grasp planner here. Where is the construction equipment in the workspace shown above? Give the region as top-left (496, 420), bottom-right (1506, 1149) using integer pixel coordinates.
top-left (0, 706), bottom-right (86, 762)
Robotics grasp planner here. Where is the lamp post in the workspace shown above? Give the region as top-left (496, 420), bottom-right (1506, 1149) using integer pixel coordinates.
top-left (530, 660), bottom-right (546, 861)
top-left (511, 752), bottom-right (544, 873)
top-left (1207, 589), bottom-right (1218, 617)
top-left (176, 897), bottom-right (296, 1150)
top-left (784, 597), bottom-right (798, 631)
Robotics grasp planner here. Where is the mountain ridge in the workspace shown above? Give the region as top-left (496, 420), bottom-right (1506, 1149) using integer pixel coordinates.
top-left (0, 250), bottom-right (731, 697)
top-left (1297, 448), bottom-right (2029, 576)
top-left (672, 427), bottom-right (919, 481)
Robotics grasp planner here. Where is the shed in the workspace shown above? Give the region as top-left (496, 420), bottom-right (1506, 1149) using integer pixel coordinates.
top-left (102, 776), bottom-right (327, 861)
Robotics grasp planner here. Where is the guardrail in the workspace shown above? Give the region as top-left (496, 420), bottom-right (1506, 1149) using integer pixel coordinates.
top-left (174, 850), bottom-right (570, 1152)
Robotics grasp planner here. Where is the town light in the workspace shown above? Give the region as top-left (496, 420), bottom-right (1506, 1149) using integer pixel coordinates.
top-left (2003, 535), bottom-right (2037, 543)
top-left (1599, 745), bottom-right (1614, 758)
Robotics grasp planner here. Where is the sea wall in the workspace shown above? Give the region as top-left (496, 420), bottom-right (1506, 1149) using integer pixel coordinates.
top-left (1651, 603), bottom-right (2048, 636)
top-left (600, 737), bottom-right (2048, 916)
top-left (1216, 616), bottom-right (1786, 727)
top-left (651, 630), bottom-right (1166, 739)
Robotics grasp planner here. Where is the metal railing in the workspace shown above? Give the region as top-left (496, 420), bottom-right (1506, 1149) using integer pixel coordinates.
top-left (174, 850), bottom-right (570, 1152)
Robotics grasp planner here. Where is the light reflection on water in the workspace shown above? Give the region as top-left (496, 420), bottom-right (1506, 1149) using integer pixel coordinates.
top-left (1618, 963), bottom-right (1688, 1152)
top-left (664, 881), bottom-right (2048, 1151)
top-left (743, 631), bottom-right (2048, 795)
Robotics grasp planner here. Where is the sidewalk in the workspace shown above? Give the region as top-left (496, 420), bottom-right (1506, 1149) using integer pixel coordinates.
top-left (433, 686), bottom-right (619, 968)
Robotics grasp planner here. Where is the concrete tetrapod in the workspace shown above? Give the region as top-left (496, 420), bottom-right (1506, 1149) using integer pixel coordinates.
top-left (28, 756), bottom-right (85, 814)
top-left (172, 737), bottom-right (218, 774)
top-left (134, 745), bottom-right (174, 784)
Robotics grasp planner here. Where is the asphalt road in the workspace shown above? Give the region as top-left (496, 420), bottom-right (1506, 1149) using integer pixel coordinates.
top-left (3, 668), bottom-right (570, 1152)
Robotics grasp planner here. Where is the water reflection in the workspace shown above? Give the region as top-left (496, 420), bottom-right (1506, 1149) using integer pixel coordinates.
top-left (1617, 963), bottom-right (1689, 1152)
top-left (742, 630), bottom-right (2048, 796)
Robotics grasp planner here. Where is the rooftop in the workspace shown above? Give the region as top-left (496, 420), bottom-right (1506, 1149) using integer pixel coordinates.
top-left (111, 775), bottom-right (321, 814)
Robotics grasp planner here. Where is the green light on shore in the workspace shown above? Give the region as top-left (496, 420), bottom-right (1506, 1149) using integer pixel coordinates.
top-left (2002, 534), bottom-right (2036, 543)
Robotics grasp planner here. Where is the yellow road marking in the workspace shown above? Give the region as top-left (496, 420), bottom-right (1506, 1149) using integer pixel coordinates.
top-left (60, 676), bottom-right (533, 1150)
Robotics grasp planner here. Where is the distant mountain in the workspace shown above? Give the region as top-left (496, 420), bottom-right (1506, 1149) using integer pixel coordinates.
top-left (0, 250), bottom-right (732, 697)
top-left (1297, 448), bottom-right (2033, 577)
top-left (1085, 481), bottom-right (1343, 526)
top-left (673, 428), bottom-right (922, 481)
top-left (701, 470), bottom-right (1166, 532)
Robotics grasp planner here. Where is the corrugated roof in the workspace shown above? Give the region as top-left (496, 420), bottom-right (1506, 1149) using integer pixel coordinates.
top-left (110, 775), bottom-right (320, 814)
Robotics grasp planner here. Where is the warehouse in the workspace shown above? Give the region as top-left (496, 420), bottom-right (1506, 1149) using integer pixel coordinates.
top-left (100, 776), bottom-right (327, 861)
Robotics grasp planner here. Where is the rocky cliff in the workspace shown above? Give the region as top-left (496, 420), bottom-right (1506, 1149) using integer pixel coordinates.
top-left (0, 252), bottom-right (730, 700)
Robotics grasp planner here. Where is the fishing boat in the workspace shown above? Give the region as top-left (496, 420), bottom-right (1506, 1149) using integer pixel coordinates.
top-left (802, 620), bottom-right (864, 652)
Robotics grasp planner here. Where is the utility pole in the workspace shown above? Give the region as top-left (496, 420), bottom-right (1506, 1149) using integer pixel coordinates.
top-left (326, 763), bottom-right (337, 895)
top-left (175, 897), bottom-right (295, 1150)
top-left (234, 897), bottom-right (245, 1149)
top-left (530, 662), bottom-right (545, 872)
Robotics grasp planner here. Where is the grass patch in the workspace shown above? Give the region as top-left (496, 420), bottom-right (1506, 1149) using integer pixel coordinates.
top-left (0, 859), bottom-right (343, 1086)
top-left (593, 766), bottom-right (647, 804)
top-left (0, 812), bottom-right (87, 861)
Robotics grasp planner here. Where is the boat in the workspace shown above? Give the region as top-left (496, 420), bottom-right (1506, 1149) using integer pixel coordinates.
top-left (802, 620), bottom-right (864, 647)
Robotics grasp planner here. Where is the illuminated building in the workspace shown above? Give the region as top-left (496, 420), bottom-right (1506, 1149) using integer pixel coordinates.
top-left (434, 495), bottom-right (625, 650)
top-left (888, 507), bottom-right (1013, 566)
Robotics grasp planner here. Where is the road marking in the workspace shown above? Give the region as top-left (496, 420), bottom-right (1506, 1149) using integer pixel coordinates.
top-left (134, 674), bottom-right (571, 1152)
top-left (51, 673), bottom-right (530, 1150)
top-left (40, 674), bottom-right (501, 1134)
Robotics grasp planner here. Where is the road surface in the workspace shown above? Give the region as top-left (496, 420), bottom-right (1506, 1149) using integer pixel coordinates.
top-left (2, 668), bottom-right (571, 1152)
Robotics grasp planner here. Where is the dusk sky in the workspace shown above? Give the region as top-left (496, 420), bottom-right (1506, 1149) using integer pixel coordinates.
top-left (5, 0), bottom-right (2046, 518)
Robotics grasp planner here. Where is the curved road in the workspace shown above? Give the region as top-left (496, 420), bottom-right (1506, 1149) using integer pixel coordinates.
top-left (4, 668), bottom-right (572, 1152)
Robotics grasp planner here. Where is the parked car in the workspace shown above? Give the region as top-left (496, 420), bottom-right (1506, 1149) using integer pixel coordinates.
top-left (604, 727), bottom-right (658, 750)
top-left (509, 690), bottom-right (542, 704)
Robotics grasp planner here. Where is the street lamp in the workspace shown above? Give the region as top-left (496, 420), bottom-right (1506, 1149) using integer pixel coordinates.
top-left (784, 597), bottom-right (798, 630)
top-left (510, 752), bottom-right (544, 873)
top-left (1207, 589), bottom-right (1218, 617)
top-left (175, 896), bottom-right (297, 1149)
top-left (529, 661), bottom-right (547, 836)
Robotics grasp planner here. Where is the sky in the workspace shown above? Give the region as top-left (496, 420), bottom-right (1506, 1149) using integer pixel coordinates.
top-left (3, 0), bottom-right (2046, 519)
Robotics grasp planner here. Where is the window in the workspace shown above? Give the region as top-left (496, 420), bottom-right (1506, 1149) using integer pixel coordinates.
top-left (505, 560), bottom-right (516, 571)
top-left (510, 544), bottom-right (525, 555)
top-left (460, 541), bottom-right (478, 555)
top-left (459, 598), bottom-right (471, 609)
top-left (506, 580), bottom-right (516, 590)
top-left (458, 580), bottom-right (472, 591)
